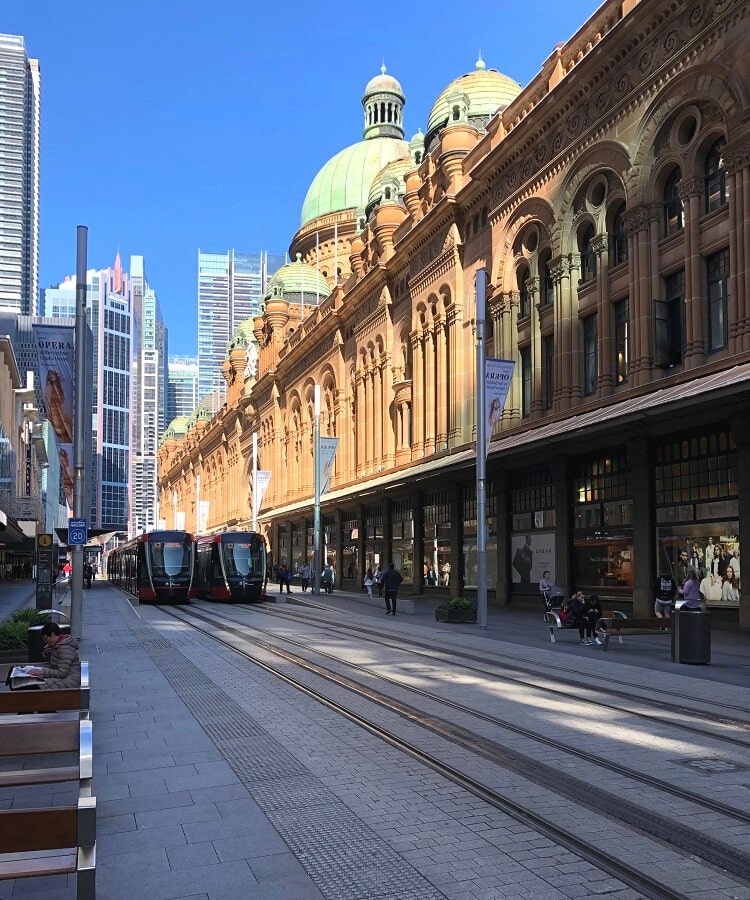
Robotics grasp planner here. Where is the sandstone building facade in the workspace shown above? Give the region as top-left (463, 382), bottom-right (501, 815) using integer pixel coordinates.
top-left (158, 0), bottom-right (750, 626)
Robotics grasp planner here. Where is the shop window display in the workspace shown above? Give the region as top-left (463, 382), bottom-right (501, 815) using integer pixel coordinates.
top-left (391, 501), bottom-right (414, 584)
top-left (658, 524), bottom-right (739, 606)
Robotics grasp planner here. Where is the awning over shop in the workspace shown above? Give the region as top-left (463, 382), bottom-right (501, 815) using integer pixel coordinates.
top-left (0, 508), bottom-right (28, 544)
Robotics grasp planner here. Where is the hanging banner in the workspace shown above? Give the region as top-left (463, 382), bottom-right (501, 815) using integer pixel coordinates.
top-left (319, 437), bottom-right (339, 494)
top-left (58, 442), bottom-right (74, 509)
top-left (255, 471), bottom-right (271, 512)
top-left (198, 500), bottom-right (210, 533)
top-left (33, 325), bottom-right (75, 446)
top-left (485, 358), bottom-right (515, 458)
top-left (175, 511), bottom-right (186, 531)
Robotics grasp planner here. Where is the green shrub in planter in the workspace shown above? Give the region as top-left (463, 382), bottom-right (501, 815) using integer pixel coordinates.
top-left (436, 596), bottom-right (476, 612)
top-left (0, 609), bottom-right (49, 650)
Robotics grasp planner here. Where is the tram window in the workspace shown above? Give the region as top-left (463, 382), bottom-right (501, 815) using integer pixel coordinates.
top-left (152, 541), bottom-right (189, 576)
top-left (224, 542), bottom-right (252, 577)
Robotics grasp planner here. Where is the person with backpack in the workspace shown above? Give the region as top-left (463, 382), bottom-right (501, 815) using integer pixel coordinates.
top-left (276, 560), bottom-right (291, 595)
top-left (321, 563), bottom-right (334, 594)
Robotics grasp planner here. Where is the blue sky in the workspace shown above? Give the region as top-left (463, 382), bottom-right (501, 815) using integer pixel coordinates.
top-left (8, 0), bottom-right (598, 355)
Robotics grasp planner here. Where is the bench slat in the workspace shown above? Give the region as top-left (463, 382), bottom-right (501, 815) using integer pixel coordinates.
top-left (0, 766), bottom-right (80, 787)
top-left (1, 719), bottom-right (80, 756)
top-left (0, 848), bottom-right (77, 879)
top-left (0, 689), bottom-right (83, 715)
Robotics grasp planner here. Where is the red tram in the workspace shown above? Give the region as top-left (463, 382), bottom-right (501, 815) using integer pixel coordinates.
top-left (107, 530), bottom-right (195, 603)
top-left (194, 531), bottom-right (267, 602)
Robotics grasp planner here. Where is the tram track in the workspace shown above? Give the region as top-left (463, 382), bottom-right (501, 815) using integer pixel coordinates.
top-left (205, 597), bottom-right (750, 745)
top-left (156, 601), bottom-right (750, 898)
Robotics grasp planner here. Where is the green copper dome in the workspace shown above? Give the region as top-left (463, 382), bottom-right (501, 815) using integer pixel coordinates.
top-left (366, 156), bottom-right (413, 215)
top-left (300, 67), bottom-right (410, 227)
top-left (426, 58), bottom-right (521, 146)
top-left (228, 316), bottom-right (256, 351)
top-left (161, 416), bottom-right (190, 445)
top-left (264, 254), bottom-right (332, 301)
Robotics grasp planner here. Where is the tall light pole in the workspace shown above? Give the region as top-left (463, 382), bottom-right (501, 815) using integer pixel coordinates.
top-left (312, 385), bottom-right (321, 594)
top-left (475, 268), bottom-right (488, 629)
top-left (70, 226), bottom-right (88, 640)
top-left (252, 432), bottom-right (258, 532)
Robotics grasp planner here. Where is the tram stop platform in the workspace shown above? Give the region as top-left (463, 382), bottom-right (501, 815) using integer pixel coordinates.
top-left (1, 581), bottom-right (749, 899)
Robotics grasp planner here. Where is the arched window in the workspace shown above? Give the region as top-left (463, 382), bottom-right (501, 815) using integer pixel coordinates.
top-left (664, 168), bottom-right (683, 235)
top-left (609, 204), bottom-right (628, 267)
top-left (517, 265), bottom-right (530, 318)
top-left (705, 138), bottom-right (726, 213)
top-left (579, 225), bottom-right (596, 285)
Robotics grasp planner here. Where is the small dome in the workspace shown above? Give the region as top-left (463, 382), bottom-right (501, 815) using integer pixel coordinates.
top-left (264, 254), bottom-right (332, 302)
top-left (366, 156), bottom-right (412, 215)
top-left (425, 58), bottom-right (521, 149)
top-left (166, 416), bottom-right (189, 436)
top-left (364, 65), bottom-right (404, 99)
top-left (228, 316), bottom-right (256, 352)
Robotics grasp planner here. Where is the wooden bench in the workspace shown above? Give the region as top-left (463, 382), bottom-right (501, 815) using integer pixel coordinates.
top-left (596, 615), bottom-right (671, 650)
top-left (544, 609), bottom-right (626, 643)
top-left (0, 661), bottom-right (89, 716)
top-left (0, 715), bottom-right (92, 789)
top-left (0, 687), bottom-right (96, 897)
top-left (0, 799), bottom-right (96, 898)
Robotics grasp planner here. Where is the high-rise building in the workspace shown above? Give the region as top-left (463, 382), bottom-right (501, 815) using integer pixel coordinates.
top-left (0, 35), bottom-right (40, 316)
top-left (167, 356), bottom-right (199, 422)
top-left (197, 250), bottom-right (284, 401)
top-left (41, 254), bottom-right (168, 534)
top-left (42, 261), bottom-right (131, 529)
top-left (129, 255), bottom-right (168, 535)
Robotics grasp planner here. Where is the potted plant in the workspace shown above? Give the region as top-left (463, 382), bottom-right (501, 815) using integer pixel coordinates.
top-left (435, 596), bottom-right (477, 624)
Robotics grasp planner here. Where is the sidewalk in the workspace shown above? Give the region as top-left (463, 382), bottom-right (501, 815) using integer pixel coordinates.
top-left (0, 579), bottom-right (35, 623)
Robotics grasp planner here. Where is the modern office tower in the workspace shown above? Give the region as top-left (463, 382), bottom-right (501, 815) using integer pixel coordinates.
top-left (167, 356), bottom-right (199, 422)
top-left (42, 261), bottom-right (131, 529)
top-left (130, 255), bottom-right (168, 536)
top-left (197, 250), bottom-right (284, 401)
top-left (0, 35), bottom-right (40, 316)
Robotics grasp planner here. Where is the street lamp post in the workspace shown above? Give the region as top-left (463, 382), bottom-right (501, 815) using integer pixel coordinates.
top-left (71, 226), bottom-right (88, 640)
top-left (313, 386), bottom-right (321, 594)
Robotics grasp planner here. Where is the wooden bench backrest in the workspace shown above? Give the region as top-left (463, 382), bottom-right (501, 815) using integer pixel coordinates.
top-left (0, 808), bottom-right (77, 853)
top-left (0, 718), bottom-right (80, 756)
top-left (0, 689), bottom-right (81, 714)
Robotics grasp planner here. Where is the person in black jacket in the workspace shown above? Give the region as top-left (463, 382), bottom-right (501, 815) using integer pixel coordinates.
top-left (381, 563), bottom-right (403, 615)
top-left (653, 570), bottom-right (676, 618)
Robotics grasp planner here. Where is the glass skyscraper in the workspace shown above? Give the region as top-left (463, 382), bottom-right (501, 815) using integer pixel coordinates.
top-left (167, 356), bottom-right (199, 422)
top-left (197, 250), bottom-right (284, 401)
top-left (0, 35), bottom-right (40, 316)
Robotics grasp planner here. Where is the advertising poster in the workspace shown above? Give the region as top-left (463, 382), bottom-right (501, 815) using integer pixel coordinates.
top-left (175, 511), bottom-right (186, 531)
top-left (485, 358), bottom-right (515, 457)
top-left (255, 471), bottom-right (271, 511)
top-left (510, 531), bottom-right (556, 586)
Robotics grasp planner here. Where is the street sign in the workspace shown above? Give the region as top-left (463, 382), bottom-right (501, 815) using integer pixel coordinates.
top-left (68, 518), bottom-right (88, 546)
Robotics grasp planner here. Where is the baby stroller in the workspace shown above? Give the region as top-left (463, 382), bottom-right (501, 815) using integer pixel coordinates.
top-left (542, 586), bottom-right (566, 613)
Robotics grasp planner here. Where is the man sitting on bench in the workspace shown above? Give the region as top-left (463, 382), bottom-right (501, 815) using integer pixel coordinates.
top-left (26, 623), bottom-right (80, 690)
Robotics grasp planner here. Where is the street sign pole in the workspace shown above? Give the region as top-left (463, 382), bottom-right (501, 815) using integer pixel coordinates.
top-left (71, 227), bottom-right (88, 640)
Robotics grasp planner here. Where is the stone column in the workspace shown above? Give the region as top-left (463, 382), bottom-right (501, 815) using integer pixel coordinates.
top-left (435, 318), bottom-right (447, 448)
top-left (622, 205), bottom-right (652, 388)
top-left (374, 361), bottom-right (383, 470)
top-left (412, 489), bottom-right (423, 596)
top-left (725, 139), bottom-right (750, 353)
top-left (551, 455), bottom-right (572, 596)
top-left (355, 371), bottom-right (366, 478)
top-left (411, 331), bottom-right (424, 458)
top-left (678, 177), bottom-right (706, 368)
top-left (550, 257), bottom-right (572, 410)
top-left (592, 234), bottom-right (612, 397)
top-left (424, 328), bottom-right (436, 455)
top-left (527, 277), bottom-right (543, 418)
top-left (381, 353), bottom-right (394, 468)
top-left (447, 306), bottom-right (461, 444)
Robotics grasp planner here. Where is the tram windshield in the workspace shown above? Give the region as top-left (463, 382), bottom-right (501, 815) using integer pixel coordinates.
top-left (222, 541), bottom-right (263, 578)
top-left (151, 541), bottom-right (190, 577)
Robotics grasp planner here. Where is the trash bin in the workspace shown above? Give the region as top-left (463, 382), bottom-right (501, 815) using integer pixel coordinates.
top-left (675, 609), bottom-right (711, 664)
top-left (27, 624), bottom-right (70, 663)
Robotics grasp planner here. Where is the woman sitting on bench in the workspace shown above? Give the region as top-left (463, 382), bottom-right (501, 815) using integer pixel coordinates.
top-left (26, 622), bottom-right (80, 689)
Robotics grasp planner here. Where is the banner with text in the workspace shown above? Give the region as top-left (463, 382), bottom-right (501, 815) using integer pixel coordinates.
top-left (255, 471), bottom-right (271, 514)
top-left (319, 437), bottom-right (340, 494)
top-left (485, 358), bottom-right (515, 458)
top-left (198, 500), bottom-right (210, 533)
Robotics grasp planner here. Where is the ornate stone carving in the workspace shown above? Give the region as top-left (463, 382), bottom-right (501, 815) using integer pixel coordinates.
top-left (677, 176), bottom-right (704, 200)
top-left (621, 205), bottom-right (651, 236)
top-left (724, 137), bottom-right (750, 173)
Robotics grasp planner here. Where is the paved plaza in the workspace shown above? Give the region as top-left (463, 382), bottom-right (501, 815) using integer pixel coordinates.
top-left (1, 581), bottom-right (749, 898)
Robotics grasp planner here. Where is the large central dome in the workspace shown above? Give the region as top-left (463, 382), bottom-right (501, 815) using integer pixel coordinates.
top-left (300, 66), bottom-right (411, 228)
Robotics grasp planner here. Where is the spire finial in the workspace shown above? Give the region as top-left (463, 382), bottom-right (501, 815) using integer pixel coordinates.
top-left (476, 51), bottom-right (485, 70)
top-left (381, 60), bottom-right (386, 75)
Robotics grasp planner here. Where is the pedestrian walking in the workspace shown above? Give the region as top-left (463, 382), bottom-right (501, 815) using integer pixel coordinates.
top-left (374, 566), bottom-right (383, 597)
top-left (381, 563), bottom-right (403, 615)
top-left (321, 564), bottom-right (334, 594)
top-left (276, 560), bottom-right (292, 594)
top-left (363, 567), bottom-right (374, 598)
top-left (298, 562), bottom-right (311, 593)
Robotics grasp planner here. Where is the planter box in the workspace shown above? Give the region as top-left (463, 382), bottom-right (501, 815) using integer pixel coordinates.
top-left (435, 607), bottom-right (477, 624)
